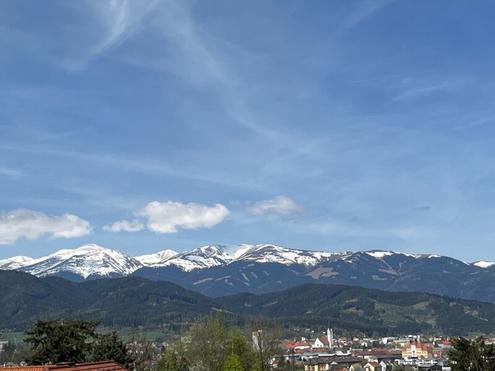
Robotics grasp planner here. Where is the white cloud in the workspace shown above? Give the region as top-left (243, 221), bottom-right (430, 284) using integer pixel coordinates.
top-left (103, 219), bottom-right (144, 232)
top-left (248, 196), bottom-right (301, 215)
top-left (136, 201), bottom-right (230, 233)
top-left (0, 209), bottom-right (91, 245)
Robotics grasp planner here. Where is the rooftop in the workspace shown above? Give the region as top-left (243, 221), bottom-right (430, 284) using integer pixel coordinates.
top-left (0, 361), bottom-right (126, 371)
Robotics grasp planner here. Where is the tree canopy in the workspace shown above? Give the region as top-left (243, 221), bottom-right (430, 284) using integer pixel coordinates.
top-left (157, 315), bottom-right (274, 371)
top-left (25, 320), bottom-right (97, 365)
top-left (24, 320), bottom-right (134, 369)
top-left (448, 336), bottom-right (495, 370)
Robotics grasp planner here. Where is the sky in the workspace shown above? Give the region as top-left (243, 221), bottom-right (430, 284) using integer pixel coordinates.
top-left (1, 0), bottom-right (495, 261)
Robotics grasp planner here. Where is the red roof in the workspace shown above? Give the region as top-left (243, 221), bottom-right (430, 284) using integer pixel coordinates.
top-left (284, 340), bottom-right (311, 349)
top-left (316, 336), bottom-right (330, 345)
top-left (403, 340), bottom-right (433, 353)
top-left (1, 362), bottom-right (127, 371)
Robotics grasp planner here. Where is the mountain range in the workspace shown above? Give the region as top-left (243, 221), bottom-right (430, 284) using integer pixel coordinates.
top-left (2, 269), bottom-right (495, 336)
top-left (2, 243), bottom-right (495, 301)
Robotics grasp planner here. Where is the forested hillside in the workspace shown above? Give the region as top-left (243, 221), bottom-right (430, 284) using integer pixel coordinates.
top-left (2, 270), bottom-right (495, 336)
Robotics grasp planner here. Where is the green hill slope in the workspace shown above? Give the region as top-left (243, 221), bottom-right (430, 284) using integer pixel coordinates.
top-left (0, 270), bottom-right (219, 329)
top-left (2, 270), bottom-right (495, 335)
top-left (217, 283), bottom-right (495, 335)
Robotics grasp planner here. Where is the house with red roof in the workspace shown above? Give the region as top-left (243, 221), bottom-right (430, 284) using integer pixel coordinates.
top-left (0, 361), bottom-right (126, 371)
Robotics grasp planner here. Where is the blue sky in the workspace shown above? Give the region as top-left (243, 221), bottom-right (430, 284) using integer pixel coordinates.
top-left (2, 0), bottom-right (495, 261)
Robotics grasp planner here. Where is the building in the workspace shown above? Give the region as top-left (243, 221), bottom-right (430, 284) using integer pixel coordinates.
top-left (313, 337), bottom-right (330, 349)
top-left (284, 339), bottom-right (312, 353)
top-left (304, 356), bottom-right (363, 371)
top-left (363, 361), bottom-right (386, 371)
top-left (0, 361), bottom-right (127, 371)
top-left (348, 362), bottom-right (386, 371)
top-left (312, 328), bottom-right (334, 350)
top-left (0, 341), bottom-right (8, 353)
top-left (402, 339), bottom-right (432, 359)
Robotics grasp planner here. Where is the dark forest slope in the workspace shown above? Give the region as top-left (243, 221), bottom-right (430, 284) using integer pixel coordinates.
top-left (2, 270), bottom-right (495, 335)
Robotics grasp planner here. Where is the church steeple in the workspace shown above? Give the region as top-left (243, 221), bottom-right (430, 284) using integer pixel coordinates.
top-left (326, 327), bottom-right (334, 350)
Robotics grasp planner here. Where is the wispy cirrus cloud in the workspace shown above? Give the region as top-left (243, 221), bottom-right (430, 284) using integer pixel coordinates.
top-left (0, 144), bottom-right (261, 191)
top-left (0, 167), bottom-right (22, 178)
top-left (144, 1), bottom-right (278, 138)
top-left (392, 78), bottom-right (471, 102)
top-left (64, 0), bottom-right (159, 71)
top-left (103, 219), bottom-right (144, 232)
top-left (248, 196), bottom-right (301, 216)
top-left (413, 205), bottom-right (431, 212)
top-left (90, 0), bottom-right (158, 54)
top-left (343, 0), bottom-right (394, 30)
top-left (0, 209), bottom-right (91, 245)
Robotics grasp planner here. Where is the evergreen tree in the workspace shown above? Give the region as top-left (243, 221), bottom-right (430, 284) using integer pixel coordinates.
top-left (25, 320), bottom-right (97, 364)
top-left (448, 336), bottom-right (495, 370)
top-left (24, 320), bottom-right (133, 368)
top-left (91, 331), bottom-right (135, 369)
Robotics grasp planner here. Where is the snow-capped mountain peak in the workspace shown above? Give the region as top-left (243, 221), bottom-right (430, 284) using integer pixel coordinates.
top-left (230, 244), bottom-right (257, 259)
top-left (363, 250), bottom-right (441, 260)
top-left (472, 260), bottom-right (495, 269)
top-left (158, 245), bottom-right (232, 272)
top-left (195, 244), bottom-right (230, 257)
top-left (50, 244), bottom-right (110, 258)
top-left (231, 243), bottom-right (338, 266)
top-left (136, 250), bottom-right (178, 267)
top-left (19, 244), bottom-right (142, 279)
top-left (4, 243), bottom-right (495, 284)
top-left (365, 250), bottom-right (395, 259)
top-left (0, 256), bottom-right (40, 270)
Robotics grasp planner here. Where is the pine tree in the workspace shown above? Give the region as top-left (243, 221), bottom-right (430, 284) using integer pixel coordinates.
top-left (448, 336), bottom-right (495, 370)
top-left (24, 320), bottom-right (133, 368)
top-left (91, 331), bottom-right (135, 369)
top-left (25, 320), bottom-right (97, 364)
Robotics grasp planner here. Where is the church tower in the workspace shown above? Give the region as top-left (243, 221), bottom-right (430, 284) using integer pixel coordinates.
top-left (326, 328), bottom-right (334, 350)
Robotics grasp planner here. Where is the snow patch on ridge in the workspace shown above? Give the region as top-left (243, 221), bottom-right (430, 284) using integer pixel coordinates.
top-left (366, 251), bottom-right (395, 259)
top-left (0, 256), bottom-right (41, 270)
top-left (136, 250), bottom-right (178, 266)
top-left (473, 260), bottom-right (495, 268)
top-left (232, 244), bottom-right (339, 266)
top-left (365, 250), bottom-right (441, 260)
top-left (160, 245), bottom-right (232, 272)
